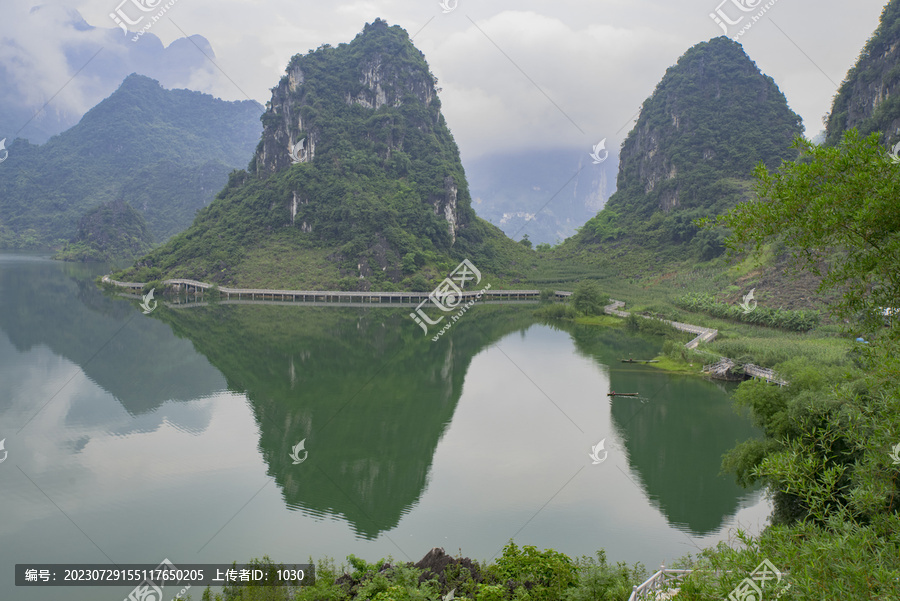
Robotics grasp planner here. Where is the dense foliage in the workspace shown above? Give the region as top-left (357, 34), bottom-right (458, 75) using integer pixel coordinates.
top-left (700, 130), bottom-right (900, 335)
top-left (574, 37), bottom-right (802, 259)
top-left (187, 544), bottom-right (646, 601)
top-left (53, 199), bottom-right (153, 262)
top-left (673, 292), bottom-right (820, 332)
top-left (0, 74), bottom-right (261, 249)
top-left (118, 20), bottom-right (529, 289)
top-left (677, 123), bottom-right (900, 599)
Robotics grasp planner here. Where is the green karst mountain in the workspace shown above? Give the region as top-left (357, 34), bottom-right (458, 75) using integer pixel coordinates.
top-left (0, 73), bottom-right (262, 250)
top-left (825, 0), bottom-right (900, 147)
top-left (53, 199), bottom-right (154, 262)
top-left (566, 37), bottom-right (803, 263)
top-left (117, 19), bottom-right (528, 290)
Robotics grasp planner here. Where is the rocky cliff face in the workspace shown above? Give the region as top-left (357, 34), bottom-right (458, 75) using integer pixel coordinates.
top-left (825, 0), bottom-right (900, 146)
top-left (118, 19), bottom-right (514, 289)
top-left (611, 36), bottom-right (802, 216)
top-left (575, 36), bottom-right (802, 254)
top-left (252, 18), bottom-right (465, 244)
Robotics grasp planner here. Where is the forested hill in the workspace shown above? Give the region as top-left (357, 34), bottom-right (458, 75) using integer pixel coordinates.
top-left (0, 74), bottom-right (262, 249)
top-left (825, 0), bottom-right (900, 147)
top-left (53, 199), bottom-right (154, 262)
top-left (117, 19), bottom-right (528, 290)
top-left (566, 36), bottom-right (802, 261)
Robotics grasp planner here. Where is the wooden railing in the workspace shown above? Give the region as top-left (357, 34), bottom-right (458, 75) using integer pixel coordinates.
top-left (607, 298), bottom-right (788, 386)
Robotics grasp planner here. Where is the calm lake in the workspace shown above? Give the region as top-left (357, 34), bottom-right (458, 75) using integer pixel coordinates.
top-left (0, 254), bottom-right (771, 601)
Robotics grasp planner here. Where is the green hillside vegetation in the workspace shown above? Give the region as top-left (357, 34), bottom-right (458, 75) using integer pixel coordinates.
top-left (0, 74), bottom-right (261, 250)
top-left (53, 199), bottom-right (153, 262)
top-left (116, 20), bottom-right (530, 290)
top-left (825, 0), bottom-right (900, 146)
top-left (153, 106), bottom-right (900, 601)
top-left (566, 37), bottom-right (802, 265)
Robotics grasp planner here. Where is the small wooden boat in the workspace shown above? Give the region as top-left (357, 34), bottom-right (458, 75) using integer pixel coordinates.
top-left (620, 359), bottom-right (659, 363)
top-left (607, 392), bottom-right (639, 397)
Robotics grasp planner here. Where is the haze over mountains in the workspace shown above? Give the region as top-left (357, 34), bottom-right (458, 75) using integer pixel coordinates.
top-left (0, 5), bottom-right (222, 144)
top-left (0, 73), bottom-right (262, 250)
top-left (118, 19), bottom-right (531, 289)
top-left (2, 2), bottom-right (899, 292)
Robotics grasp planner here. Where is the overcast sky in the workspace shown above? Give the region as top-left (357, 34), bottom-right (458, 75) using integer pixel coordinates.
top-left (3, 0), bottom-right (891, 161)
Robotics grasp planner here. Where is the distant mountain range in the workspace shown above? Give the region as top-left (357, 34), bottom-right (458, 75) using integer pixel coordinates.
top-left (116, 19), bottom-right (530, 289)
top-left (465, 146), bottom-right (616, 246)
top-left (0, 5), bottom-right (223, 144)
top-left (0, 73), bottom-right (262, 249)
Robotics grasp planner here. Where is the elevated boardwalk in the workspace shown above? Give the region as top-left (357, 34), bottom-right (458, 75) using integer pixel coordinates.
top-left (604, 300), bottom-right (718, 348)
top-left (605, 299), bottom-right (787, 386)
top-left (102, 276), bottom-right (573, 304)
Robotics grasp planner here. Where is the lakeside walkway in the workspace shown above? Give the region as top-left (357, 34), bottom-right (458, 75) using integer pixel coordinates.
top-left (102, 276), bottom-right (787, 386)
top-left (101, 276), bottom-right (573, 303)
top-left (604, 299), bottom-right (788, 386)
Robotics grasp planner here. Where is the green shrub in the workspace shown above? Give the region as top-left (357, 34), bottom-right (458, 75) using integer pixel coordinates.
top-left (475, 583), bottom-right (505, 601)
top-left (493, 542), bottom-right (578, 601)
top-left (571, 280), bottom-right (606, 316)
top-left (673, 293), bottom-right (820, 332)
top-left (565, 551), bottom-right (646, 601)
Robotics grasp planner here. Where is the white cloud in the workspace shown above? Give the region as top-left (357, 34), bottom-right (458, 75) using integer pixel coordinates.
top-left (3, 0), bottom-right (891, 155)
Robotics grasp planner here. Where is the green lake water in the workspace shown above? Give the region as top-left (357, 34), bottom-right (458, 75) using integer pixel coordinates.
top-left (0, 254), bottom-right (770, 600)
